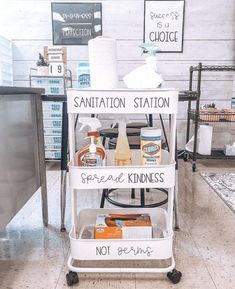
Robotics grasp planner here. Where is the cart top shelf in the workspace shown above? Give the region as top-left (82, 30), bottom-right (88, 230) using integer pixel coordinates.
top-left (67, 88), bottom-right (179, 115)
top-left (190, 65), bottom-right (235, 72)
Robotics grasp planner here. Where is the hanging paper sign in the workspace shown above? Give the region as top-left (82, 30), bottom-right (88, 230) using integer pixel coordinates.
top-left (51, 2), bottom-right (102, 45)
top-left (144, 0), bottom-right (185, 52)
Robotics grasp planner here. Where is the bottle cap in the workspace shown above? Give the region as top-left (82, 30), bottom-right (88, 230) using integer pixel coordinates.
top-left (88, 131), bottom-right (100, 137)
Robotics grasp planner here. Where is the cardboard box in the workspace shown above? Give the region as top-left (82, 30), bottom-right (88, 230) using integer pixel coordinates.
top-left (95, 213), bottom-right (152, 239)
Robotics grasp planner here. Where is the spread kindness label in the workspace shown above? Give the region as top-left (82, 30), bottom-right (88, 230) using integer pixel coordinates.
top-left (69, 166), bottom-right (175, 189)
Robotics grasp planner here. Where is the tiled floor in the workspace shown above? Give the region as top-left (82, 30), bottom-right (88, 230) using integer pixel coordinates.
top-left (1, 160), bottom-right (235, 289)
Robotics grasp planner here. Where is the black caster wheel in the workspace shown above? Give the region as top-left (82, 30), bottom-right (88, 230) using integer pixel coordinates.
top-left (167, 269), bottom-right (182, 284)
top-left (66, 271), bottom-right (79, 286)
top-left (192, 163), bottom-right (196, 172)
top-left (60, 227), bottom-right (66, 232)
top-left (183, 152), bottom-right (189, 162)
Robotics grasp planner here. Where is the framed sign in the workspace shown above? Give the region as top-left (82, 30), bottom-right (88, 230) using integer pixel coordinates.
top-left (51, 2), bottom-right (102, 45)
top-left (144, 0), bottom-right (185, 52)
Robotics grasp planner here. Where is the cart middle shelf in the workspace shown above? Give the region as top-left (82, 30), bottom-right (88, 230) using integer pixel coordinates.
top-left (69, 149), bottom-right (175, 190)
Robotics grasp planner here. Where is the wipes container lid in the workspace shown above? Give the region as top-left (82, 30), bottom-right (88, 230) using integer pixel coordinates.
top-left (141, 127), bottom-right (161, 138)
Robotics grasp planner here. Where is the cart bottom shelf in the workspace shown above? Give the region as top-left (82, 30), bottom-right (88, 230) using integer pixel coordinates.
top-left (67, 255), bottom-right (175, 273)
top-left (67, 255), bottom-right (182, 285)
top-left (69, 208), bottom-right (173, 261)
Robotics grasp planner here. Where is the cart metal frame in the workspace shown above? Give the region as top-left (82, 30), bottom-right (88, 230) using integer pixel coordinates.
top-left (66, 88), bottom-right (182, 285)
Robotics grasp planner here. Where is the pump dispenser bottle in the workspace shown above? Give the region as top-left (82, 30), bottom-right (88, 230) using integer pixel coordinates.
top-left (76, 117), bottom-right (106, 166)
top-left (79, 117), bottom-right (105, 149)
top-left (82, 136), bottom-right (103, 167)
top-left (114, 119), bottom-right (132, 166)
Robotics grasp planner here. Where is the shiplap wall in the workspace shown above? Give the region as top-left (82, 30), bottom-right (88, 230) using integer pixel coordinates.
top-left (0, 0), bottom-right (235, 148)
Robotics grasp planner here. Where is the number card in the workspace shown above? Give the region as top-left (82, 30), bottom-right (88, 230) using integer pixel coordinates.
top-left (49, 62), bottom-right (64, 76)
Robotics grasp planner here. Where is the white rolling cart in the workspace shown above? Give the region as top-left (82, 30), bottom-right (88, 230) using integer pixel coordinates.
top-left (66, 88), bottom-right (182, 286)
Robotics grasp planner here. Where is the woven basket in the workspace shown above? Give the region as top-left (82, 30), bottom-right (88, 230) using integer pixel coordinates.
top-left (199, 109), bottom-right (220, 122)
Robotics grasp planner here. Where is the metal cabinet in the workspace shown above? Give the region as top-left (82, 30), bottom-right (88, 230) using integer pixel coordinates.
top-left (0, 86), bottom-right (48, 231)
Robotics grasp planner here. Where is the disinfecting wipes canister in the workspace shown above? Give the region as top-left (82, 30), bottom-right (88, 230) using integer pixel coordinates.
top-left (140, 128), bottom-right (161, 165)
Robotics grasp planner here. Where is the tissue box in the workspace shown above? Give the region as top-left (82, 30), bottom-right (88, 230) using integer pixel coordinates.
top-left (95, 213), bottom-right (152, 239)
top-left (224, 144), bottom-right (235, 156)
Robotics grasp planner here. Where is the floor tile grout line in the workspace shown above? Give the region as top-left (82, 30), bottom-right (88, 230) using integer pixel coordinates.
top-left (54, 248), bottom-right (71, 288)
top-left (180, 219), bottom-right (218, 289)
top-left (180, 166), bottom-right (219, 289)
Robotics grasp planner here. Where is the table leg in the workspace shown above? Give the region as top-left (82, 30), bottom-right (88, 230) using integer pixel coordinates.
top-left (60, 101), bottom-right (68, 232)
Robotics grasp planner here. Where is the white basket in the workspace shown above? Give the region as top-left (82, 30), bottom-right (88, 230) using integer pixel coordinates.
top-left (70, 208), bottom-right (173, 261)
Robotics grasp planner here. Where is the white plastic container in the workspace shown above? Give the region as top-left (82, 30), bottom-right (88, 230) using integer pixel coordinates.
top-left (77, 61), bottom-right (90, 88)
top-left (140, 128), bottom-right (161, 165)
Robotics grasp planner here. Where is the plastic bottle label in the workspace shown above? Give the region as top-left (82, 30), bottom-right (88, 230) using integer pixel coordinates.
top-left (141, 135), bottom-right (161, 165)
top-left (82, 153), bottom-right (102, 167)
top-left (78, 73), bottom-right (90, 88)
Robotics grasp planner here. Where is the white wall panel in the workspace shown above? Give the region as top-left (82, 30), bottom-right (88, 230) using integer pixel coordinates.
top-left (0, 0), bottom-right (235, 148)
top-left (1, 0), bottom-right (235, 40)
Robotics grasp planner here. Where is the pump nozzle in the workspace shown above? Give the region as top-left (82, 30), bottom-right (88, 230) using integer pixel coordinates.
top-left (139, 43), bottom-right (161, 55)
top-left (111, 116), bottom-right (129, 131)
top-left (78, 117), bottom-right (102, 132)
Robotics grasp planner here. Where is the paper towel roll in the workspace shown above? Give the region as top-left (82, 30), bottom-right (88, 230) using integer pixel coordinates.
top-left (198, 125), bottom-right (213, 155)
top-left (88, 37), bottom-right (118, 89)
top-left (185, 125), bottom-right (213, 155)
